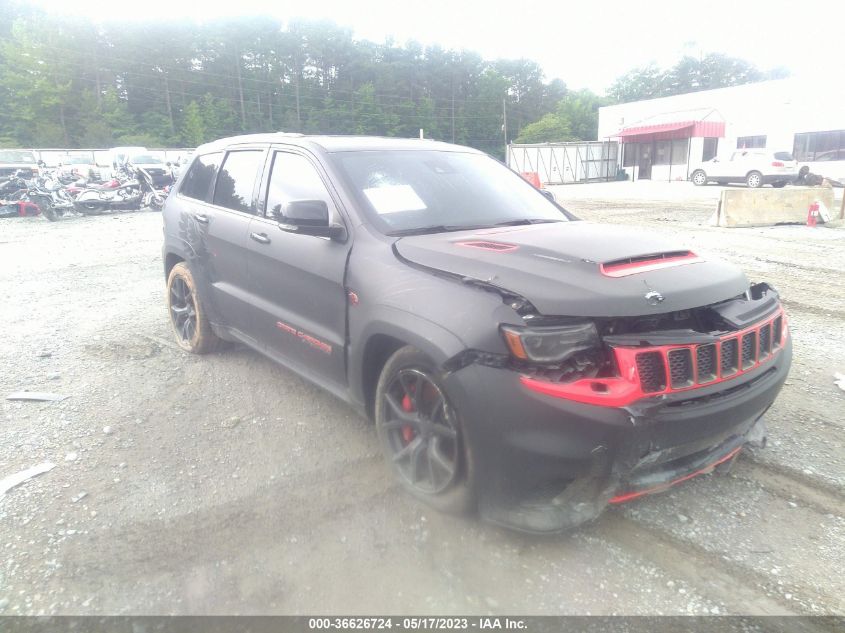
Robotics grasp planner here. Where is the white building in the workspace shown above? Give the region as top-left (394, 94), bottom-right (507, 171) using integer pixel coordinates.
top-left (597, 77), bottom-right (845, 182)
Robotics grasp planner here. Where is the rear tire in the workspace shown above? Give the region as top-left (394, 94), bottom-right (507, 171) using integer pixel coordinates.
top-left (75, 199), bottom-right (107, 214)
top-left (746, 171), bottom-right (763, 188)
top-left (32, 196), bottom-right (56, 221)
top-left (691, 170), bottom-right (707, 186)
top-left (166, 262), bottom-right (222, 354)
top-left (374, 346), bottom-right (475, 515)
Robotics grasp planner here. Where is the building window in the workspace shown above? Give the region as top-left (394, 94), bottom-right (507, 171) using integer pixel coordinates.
top-left (794, 130), bottom-right (845, 162)
top-left (702, 138), bottom-right (718, 161)
top-left (671, 139), bottom-right (689, 165)
top-left (623, 143), bottom-right (638, 167)
top-left (737, 135), bottom-right (766, 149)
top-left (654, 140), bottom-right (671, 165)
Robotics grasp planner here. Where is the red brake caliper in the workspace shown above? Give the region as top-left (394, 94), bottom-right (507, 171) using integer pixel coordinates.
top-left (401, 393), bottom-right (415, 443)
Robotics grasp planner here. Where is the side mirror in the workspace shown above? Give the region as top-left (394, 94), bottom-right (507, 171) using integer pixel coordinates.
top-left (538, 189), bottom-right (556, 202)
top-left (274, 200), bottom-right (345, 240)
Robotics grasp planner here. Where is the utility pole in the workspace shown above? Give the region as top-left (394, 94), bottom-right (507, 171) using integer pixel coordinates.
top-left (451, 76), bottom-right (456, 143)
top-left (502, 96), bottom-right (508, 153)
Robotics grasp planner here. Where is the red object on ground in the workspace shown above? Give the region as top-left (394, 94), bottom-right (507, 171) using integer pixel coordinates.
top-left (807, 202), bottom-right (819, 227)
top-left (520, 172), bottom-right (542, 188)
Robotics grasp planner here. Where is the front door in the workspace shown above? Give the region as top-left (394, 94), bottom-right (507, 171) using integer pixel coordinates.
top-left (246, 149), bottom-right (351, 390)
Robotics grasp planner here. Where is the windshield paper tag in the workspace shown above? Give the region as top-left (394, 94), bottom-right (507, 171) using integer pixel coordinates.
top-left (363, 185), bottom-right (427, 214)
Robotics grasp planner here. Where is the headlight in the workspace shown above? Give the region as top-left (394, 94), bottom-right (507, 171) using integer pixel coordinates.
top-left (500, 321), bottom-right (599, 364)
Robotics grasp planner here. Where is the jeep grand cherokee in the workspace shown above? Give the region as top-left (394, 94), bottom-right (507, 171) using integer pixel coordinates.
top-left (161, 134), bottom-right (792, 533)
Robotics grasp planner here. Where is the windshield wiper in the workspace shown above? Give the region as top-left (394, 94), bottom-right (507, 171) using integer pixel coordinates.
top-left (491, 218), bottom-right (562, 227)
top-left (387, 224), bottom-right (491, 236)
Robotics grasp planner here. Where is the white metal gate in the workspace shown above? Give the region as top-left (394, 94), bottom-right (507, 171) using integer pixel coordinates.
top-left (507, 141), bottom-right (618, 184)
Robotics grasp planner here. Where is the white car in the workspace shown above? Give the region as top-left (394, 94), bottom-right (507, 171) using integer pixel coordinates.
top-left (690, 150), bottom-right (798, 188)
top-left (58, 154), bottom-right (102, 181)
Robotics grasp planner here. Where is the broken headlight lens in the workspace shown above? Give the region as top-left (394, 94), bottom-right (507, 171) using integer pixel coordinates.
top-left (500, 321), bottom-right (600, 364)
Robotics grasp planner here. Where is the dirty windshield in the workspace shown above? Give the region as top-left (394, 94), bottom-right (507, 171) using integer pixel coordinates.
top-left (333, 150), bottom-right (566, 234)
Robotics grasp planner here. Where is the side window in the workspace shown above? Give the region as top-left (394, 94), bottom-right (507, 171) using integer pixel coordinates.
top-left (212, 150), bottom-right (264, 214)
top-left (265, 152), bottom-right (338, 222)
top-left (702, 138), bottom-right (718, 162)
top-left (179, 152), bottom-right (222, 202)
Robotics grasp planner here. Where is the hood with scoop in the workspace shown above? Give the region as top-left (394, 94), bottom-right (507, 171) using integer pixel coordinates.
top-left (393, 222), bottom-right (748, 317)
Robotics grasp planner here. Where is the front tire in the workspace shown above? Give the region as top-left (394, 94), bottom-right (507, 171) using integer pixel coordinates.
top-left (746, 171), bottom-right (763, 188)
top-left (691, 170), bottom-right (707, 186)
top-left (374, 346), bottom-right (475, 515)
top-left (166, 262), bottom-right (222, 354)
top-left (150, 194), bottom-right (165, 211)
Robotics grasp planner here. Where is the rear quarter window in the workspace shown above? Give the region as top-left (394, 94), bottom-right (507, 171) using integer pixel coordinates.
top-left (179, 152), bottom-right (223, 202)
top-left (773, 152), bottom-right (794, 161)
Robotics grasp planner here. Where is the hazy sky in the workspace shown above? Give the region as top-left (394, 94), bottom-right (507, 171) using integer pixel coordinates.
top-left (27, 0), bottom-right (843, 94)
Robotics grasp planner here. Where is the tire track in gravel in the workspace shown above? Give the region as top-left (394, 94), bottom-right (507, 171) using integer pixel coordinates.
top-left (738, 458), bottom-right (845, 511)
top-left (595, 515), bottom-right (797, 616)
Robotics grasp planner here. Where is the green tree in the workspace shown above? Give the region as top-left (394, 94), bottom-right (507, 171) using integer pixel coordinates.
top-left (515, 113), bottom-right (572, 144)
top-left (608, 54), bottom-right (790, 104)
top-left (180, 101), bottom-right (206, 146)
top-left (555, 90), bottom-right (606, 141)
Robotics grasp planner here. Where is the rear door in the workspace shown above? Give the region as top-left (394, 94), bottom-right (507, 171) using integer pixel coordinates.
top-left (179, 147), bottom-right (267, 339)
top-left (246, 148), bottom-right (352, 389)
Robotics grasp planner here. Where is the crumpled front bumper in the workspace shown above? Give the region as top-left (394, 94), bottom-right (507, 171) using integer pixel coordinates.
top-left (443, 337), bottom-right (791, 534)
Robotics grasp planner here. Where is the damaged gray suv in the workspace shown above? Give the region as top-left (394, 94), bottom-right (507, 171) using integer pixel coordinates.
top-left (161, 134), bottom-right (792, 533)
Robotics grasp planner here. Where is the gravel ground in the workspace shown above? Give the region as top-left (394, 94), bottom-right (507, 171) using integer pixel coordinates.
top-left (0, 183), bottom-right (843, 616)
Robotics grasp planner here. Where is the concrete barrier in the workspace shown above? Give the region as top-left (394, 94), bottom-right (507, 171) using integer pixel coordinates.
top-left (710, 187), bottom-right (836, 227)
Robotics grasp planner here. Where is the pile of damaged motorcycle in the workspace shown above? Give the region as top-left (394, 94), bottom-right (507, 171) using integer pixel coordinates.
top-left (0, 162), bottom-right (167, 221)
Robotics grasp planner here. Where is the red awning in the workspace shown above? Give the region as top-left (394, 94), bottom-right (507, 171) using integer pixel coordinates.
top-left (615, 119), bottom-right (725, 143)
top-left (618, 122), bottom-right (694, 138)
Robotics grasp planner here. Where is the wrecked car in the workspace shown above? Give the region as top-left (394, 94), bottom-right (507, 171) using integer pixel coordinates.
top-left (161, 135), bottom-right (792, 533)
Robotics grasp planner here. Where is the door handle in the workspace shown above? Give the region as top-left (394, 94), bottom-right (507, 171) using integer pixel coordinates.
top-left (250, 232), bottom-right (271, 244)
top-left (194, 213), bottom-right (209, 224)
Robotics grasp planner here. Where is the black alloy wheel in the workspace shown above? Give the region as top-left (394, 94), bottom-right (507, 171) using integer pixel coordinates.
top-left (165, 262), bottom-right (221, 354)
top-left (381, 368), bottom-right (460, 494)
top-left (169, 276), bottom-right (197, 344)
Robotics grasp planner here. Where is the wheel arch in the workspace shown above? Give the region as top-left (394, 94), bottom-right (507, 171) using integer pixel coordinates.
top-left (690, 169), bottom-right (708, 186)
top-left (164, 252), bottom-right (185, 281)
top-left (350, 310), bottom-right (466, 420)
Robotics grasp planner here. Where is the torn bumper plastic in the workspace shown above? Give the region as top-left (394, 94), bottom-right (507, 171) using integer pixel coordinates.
top-left (443, 336), bottom-right (791, 534)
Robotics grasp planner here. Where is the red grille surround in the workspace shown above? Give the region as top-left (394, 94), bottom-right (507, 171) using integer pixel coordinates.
top-left (521, 309), bottom-right (787, 408)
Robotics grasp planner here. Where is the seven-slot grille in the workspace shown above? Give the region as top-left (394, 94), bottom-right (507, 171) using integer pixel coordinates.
top-left (628, 312), bottom-right (785, 394)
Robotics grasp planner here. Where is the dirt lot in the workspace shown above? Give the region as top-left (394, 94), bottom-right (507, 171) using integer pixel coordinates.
top-left (0, 181), bottom-right (843, 616)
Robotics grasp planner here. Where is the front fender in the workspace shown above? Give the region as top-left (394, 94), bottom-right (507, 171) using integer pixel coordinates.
top-left (347, 305), bottom-right (467, 411)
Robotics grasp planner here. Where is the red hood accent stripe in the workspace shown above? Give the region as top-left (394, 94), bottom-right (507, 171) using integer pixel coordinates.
top-left (456, 240), bottom-right (519, 253)
top-left (600, 252), bottom-right (703, 277)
